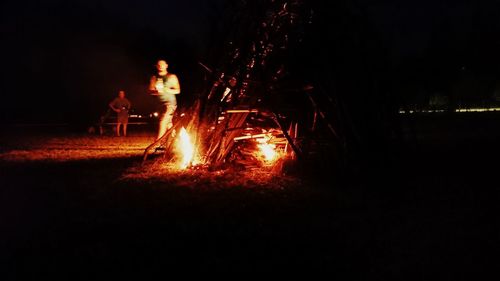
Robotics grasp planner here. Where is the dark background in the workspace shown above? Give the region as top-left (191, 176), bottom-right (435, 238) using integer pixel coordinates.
top-left (1, 0), bottom-right (224, 125)
top-left (2, 0), bottom-right (500, 278)
top-left (2, 0), bottom-right (500, 126)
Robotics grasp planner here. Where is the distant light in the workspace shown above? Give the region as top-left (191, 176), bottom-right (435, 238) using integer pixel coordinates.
top-left (399, 107), bottom-right (500, 114)
top-left (455, 107), bottom-right (500, 112)
top-left (153, 112), bottom-right (159, 117)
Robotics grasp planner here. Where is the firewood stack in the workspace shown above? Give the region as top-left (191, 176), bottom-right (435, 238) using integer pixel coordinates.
top-left (196, 0), bottom-right (313, 170)
top-left (144, 0), bottom-right (345, 174)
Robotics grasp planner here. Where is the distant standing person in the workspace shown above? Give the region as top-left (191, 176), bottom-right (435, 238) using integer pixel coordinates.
top-left (149, 59), bottom-right (181, 140)
top-left (109, 90), bottom-right (131, 137)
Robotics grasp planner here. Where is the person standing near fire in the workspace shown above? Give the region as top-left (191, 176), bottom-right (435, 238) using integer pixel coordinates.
top-left (149, 59), bottom-right (181, 140)
top-left (109, 90), bottom-right (131, 137)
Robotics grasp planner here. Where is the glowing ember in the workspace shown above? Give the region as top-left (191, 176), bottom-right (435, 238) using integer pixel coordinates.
top-left (178, 127), bottom-right (194, 169)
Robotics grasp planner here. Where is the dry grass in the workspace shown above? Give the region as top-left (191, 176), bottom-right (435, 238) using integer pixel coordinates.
top-left (0, 135), bottom-right (154, 162)
top-left (0, 132), bottom-right (302, 190)
top-left (121, 162), bottom-right (302, 190)
top-left (1, 116), bottom-right (495, 277)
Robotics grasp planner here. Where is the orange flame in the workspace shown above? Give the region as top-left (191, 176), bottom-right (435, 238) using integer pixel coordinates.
top-left (178, 127), bottom-right (194, 169)
top-left (255, 136), bottom-right (278, 162)
top-left (257, 142), bottom-right (278, 162)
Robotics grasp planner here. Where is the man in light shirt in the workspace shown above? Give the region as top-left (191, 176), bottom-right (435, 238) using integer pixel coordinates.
top-left (149, 60), bottom-right (181, 140)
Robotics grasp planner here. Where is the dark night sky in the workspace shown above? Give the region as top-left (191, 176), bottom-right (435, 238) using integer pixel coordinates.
top-left (1, 0), bottom-right (500, 124)
top-left (1, 0), bottom-right (222, 124)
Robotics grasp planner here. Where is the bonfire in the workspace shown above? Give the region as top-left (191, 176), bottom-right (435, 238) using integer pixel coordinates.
top-left (138, 0), bottom-right (339, 184)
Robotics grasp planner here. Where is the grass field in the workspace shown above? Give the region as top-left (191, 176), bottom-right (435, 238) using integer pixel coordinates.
top-left (1, 115), bottom-right (498, 277)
